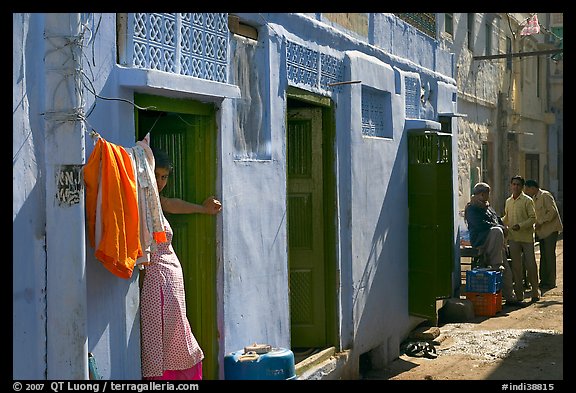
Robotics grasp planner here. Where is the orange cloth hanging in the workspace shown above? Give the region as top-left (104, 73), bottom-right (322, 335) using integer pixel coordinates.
top-left (84, 137), bottom-right (142, 279)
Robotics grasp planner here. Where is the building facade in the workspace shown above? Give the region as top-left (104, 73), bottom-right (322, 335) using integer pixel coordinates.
top-left (14, 12), bottom-right (462, 380)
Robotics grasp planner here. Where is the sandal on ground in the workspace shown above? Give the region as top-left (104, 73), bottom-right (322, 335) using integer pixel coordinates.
top-left (422, 342), bottom-right (437, 359)
top-left (405, 342), bottom-right (422, 357)
top-left (405, 341), bottom-right (437, 359)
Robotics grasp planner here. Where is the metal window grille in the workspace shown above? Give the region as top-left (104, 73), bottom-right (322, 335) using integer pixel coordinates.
top-left (394, 13), bottom-right (437, 38)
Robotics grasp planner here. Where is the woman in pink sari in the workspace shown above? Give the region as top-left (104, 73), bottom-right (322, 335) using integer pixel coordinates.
top-left (139, 148), bottom-right (222, 380)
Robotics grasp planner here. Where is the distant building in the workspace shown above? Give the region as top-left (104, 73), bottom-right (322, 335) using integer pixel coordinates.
top-left (437, 13), bottom-right (562, 216)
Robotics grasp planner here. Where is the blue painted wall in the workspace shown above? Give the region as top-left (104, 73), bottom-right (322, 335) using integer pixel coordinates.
top-left (13, 13), bottom-right (48, 379)
top-left (13, 13), bottom-right (457, 379)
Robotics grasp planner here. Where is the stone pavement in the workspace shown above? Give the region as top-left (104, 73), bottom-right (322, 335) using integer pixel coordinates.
top-left (362, 236), bottom-right (564, 380)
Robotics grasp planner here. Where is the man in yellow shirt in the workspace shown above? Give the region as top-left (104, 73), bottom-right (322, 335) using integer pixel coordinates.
top-left (524, 179), bottom-right (563, 292)
top-left (502, 175), bottom-right (539, 302)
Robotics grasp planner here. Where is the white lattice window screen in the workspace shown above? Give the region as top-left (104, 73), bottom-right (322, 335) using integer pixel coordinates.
top-left (404, 76), bottom-right (420, 119)
top-left (126, 13), bottom-right (229, 83)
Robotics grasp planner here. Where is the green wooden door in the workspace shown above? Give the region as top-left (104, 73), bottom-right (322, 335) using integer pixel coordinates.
top-left (408, 130), bottom-right (454, 323)
top-left (136, 95), bottom-right (218, 379)
top-left (287, 108), bottom-right (327, 348)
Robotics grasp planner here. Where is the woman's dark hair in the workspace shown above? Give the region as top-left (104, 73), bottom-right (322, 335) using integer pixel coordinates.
top-left (151, 146), bottom-right (173, 173)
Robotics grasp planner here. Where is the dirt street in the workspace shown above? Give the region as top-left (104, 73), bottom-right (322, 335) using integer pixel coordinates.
top-left (363, 238), bottom-right (564, 382)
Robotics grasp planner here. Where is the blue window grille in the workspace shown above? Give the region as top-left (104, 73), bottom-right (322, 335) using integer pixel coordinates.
top-left (320, 53), bottom-right (345, 91)
top-left (122, 13), bottom-right (229, 83)
top-left (361, 86), bottom-right (392, 138)
top-left (404, 76), bottom-right (420, 119)
top-left (286, 40), bottom-right (344, 93)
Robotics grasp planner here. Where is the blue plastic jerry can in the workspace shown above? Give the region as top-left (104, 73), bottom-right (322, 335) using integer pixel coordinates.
top-left (224, 344), bottom-right (296, 380)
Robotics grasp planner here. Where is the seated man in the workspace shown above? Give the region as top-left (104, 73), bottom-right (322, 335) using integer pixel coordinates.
top-left (464, 182), bottom-right (519, 305)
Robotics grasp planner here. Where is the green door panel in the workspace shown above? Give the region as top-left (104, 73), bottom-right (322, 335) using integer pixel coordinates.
top-left (408, 131), bottom-right (454, 323)
top-left (287, 108), bottom-right (327, 348)
top-left (135, 94), bottom-right (218, 379)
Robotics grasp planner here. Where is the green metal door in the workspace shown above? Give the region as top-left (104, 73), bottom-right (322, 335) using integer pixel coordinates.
top-left (136, 94), bottom-right (218, 379)
top-left (408, 130), bottom-right (454, 323)
top-left (287, 107), bottom-right (327, 348)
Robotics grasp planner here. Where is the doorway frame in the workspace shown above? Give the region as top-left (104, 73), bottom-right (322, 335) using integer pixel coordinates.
top-left (133, 93), bottom-right (220, 379)
top-left (286, 86), bottom-right (339, 352)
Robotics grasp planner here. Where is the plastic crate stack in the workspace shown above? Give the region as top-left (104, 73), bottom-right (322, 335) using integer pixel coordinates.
top-left (465, 269), bottom-right (503, 316)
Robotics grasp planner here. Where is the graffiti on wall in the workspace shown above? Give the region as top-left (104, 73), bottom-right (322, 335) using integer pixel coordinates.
top-left (56, 165), bottom-right (83, 206)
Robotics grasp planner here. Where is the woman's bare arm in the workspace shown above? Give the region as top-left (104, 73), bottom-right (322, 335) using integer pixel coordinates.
top-left (160, 195), bottom-right (222, 215)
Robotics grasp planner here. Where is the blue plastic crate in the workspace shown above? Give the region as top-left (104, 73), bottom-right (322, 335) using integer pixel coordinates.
top-left (466, 269), bottom-right (502, 293)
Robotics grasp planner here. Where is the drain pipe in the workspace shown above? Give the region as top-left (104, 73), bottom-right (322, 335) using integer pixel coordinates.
top-left (43, 13), bottom-right (88, 379)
